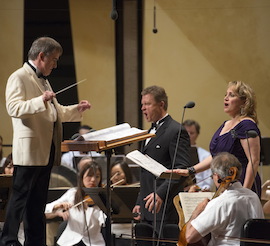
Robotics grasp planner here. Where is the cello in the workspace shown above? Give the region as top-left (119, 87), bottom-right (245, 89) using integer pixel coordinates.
top-left (177, 167), bottom-right (238, 246)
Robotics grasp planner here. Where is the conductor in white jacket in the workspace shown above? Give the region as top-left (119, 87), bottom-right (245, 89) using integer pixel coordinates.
top-left (1, 37), bottom-right (91, 246)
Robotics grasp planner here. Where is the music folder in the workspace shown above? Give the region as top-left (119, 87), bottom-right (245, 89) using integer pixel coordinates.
top-left (83, 186), bottom-right (140, 223)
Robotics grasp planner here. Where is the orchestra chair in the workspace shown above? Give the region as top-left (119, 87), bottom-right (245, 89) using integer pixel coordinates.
top-left (54, 220), bottom-right (68, 246)
top-left (162, 224), bottom-right (180, 246)
top-left (134, 223), bottom-right (158, 246)
top-left (173, 195), bottom-right (185, 230)
top-left (173, 195), bottom-right (210, 246)
top-left (240, 219), bottom-right (270, 246)
top-left (46, 165), bottom-right (76, 246)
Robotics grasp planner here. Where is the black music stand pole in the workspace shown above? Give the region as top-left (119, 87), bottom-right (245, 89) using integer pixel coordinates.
top-left (105, 149), bottom-right (113, 246)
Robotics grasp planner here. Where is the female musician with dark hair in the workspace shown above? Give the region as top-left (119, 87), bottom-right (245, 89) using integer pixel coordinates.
top-left (45, 161), bottom-right (106, 246)
top-left (172, 81), bottom-right (262, 196)
top-left (110, 159), bottom-right (133, 185)
top-left (0, 153), bottom-right (13, 174)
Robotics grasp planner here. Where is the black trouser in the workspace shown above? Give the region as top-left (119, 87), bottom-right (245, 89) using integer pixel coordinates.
top-left (0, 142), bottom-right (55, 246)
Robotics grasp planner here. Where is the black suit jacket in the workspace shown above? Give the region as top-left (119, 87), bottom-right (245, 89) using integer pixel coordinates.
top-left (138, 115), bottom-right (190, 222)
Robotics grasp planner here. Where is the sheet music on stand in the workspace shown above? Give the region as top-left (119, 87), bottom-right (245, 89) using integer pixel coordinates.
top-left (83, 186), bottom-right (140, 223)
top-left (61, 125), bottom-right (155, 246)
top-left (261, 137), bottom-right (270, 165)
top-left (190, 146), bottom-right (199, 166)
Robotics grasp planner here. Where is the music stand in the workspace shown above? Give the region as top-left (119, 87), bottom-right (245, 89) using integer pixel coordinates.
top-left (0, 175), bottom-right (13, 222)
top-left (190, 146), bottom-right (199, 166)
top-left (83, 186), bottom-right (140, 223)
top-left (61, 133), bottom-right (155, 246)
top-left (261, 137), bottom-right (270, 165)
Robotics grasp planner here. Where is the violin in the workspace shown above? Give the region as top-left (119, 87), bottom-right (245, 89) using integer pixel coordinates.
top-left (60, 195), bottom-right (95, 212)
top-left (177, 167), bottom-right (238, 246)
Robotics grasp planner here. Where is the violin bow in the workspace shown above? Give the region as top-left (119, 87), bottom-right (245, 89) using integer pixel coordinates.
top-left (216, 235), bottom-right (270, 244)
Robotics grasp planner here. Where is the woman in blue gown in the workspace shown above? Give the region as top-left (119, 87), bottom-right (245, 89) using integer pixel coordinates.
top-left (173, 81), bottom-right (261, 197)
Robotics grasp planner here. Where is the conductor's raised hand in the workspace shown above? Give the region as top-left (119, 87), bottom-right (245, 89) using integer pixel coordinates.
top-left (42, 91), bottom-right (55, 102)
top-left (77, 100), bottom-right (91, 114)
top-left (144, 192), bottom-right (163, 214)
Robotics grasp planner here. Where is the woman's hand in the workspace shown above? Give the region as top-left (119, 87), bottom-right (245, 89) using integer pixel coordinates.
top-left (56, 210), bottom-right (70, 221)
top-left (167, 168), bottom-right (189, 177)
top-left (53, 202), bottom-right (72, 211)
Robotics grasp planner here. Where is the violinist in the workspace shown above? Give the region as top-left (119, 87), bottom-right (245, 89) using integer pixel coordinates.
top-left (45, 161), bottom-right (106, 246)
top-left (110, 160), bottom-right (134, 246)
top-left (0, 153), bottom-right (13, 175)
top-left (185, 152), bottom-right (264, 246)
top-left (0, 154), bottom-right (25, 246)
top-left (110, 160), bottom-right (133, 186)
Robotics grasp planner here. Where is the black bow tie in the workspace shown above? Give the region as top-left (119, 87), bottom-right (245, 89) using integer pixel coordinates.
top-left (27, 62), bottom-right (47, 80)
top-left (37, 72), bottom-right (47, 80)
top-left (150, 117), bottom-right (166, 130)
top-left (151, 122), bottom-right (157, 130)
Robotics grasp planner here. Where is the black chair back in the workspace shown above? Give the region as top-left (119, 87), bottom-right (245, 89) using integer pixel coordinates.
top-left (240, 219), bottom-right (270, 246)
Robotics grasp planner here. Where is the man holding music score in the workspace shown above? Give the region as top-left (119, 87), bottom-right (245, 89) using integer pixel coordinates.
top-left (185, 152), bottom-right (264, 246)
top-left (1, 37), bottom-right (91, 246)
top-left (133, 85), bottom-right (190, 234)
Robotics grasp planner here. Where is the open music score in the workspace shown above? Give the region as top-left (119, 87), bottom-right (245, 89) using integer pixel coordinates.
top-left (61, 134), bottom-right (155, 152)
top-left (61, 126), bottom-right (156, 152)
top-left (61, 124), bottom-right (155, 246)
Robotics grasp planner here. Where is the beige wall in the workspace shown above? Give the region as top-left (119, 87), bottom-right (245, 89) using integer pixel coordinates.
top-left (69, 0), bottom-right (116, 131)
top-left (0, 1), bottom-right (269, 183)
top-left (143, 0), bottom-right (270, 157)
top-left (0, 1), bottom-right (24, 155)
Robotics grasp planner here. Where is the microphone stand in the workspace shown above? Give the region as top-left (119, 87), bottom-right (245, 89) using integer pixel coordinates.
top-left (153, 177), bottom-right (157, 246)
top-left (157, 101), bottom-right (195, 246)
top-left (245, 130), bottom-right (259, 196)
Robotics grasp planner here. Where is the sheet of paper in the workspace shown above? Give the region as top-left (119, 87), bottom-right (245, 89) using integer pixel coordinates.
top-left (126, 150), bottom-right (168, 177)
top-left (79, 123), bottom-right (147, 142)
top-left (179, 192), bottom-right (214, 223)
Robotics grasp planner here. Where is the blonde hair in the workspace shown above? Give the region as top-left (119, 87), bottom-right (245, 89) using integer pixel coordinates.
top-left (228, 81), bottom-right (258, 124)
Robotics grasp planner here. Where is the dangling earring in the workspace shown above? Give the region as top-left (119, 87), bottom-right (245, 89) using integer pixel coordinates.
top-left (241, 107), bottom-right (244, 115)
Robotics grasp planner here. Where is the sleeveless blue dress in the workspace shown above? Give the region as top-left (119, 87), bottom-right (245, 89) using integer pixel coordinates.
top-left (209, 119), bottom-right (261, 196)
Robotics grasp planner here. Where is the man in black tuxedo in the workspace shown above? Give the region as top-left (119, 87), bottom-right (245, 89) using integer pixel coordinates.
top-left (133, 85), bottom-right (190, 236)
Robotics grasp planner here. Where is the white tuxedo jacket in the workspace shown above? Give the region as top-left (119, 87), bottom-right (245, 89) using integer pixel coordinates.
top-left (6, 63), bottom-right (82, 166)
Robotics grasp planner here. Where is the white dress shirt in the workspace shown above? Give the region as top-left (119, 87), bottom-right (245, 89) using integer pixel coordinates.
top-left (45, 188), bottom-right (106, 246)
top-left (191, 182), bottom-right (264, 246)
top-left (194, 146), bottom-right (213, 190)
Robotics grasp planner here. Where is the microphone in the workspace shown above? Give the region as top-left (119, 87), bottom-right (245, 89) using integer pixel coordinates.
top-left (157, 101), bottom-right (195, 244)
top-left (246, 130), bottom-right (258, 138)
top-left (184, 101), bottom-right (195, 109)
top-left (153, 6), bottom-right (158, 33)
top-left (111, 0), bottom-right (118, 20)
